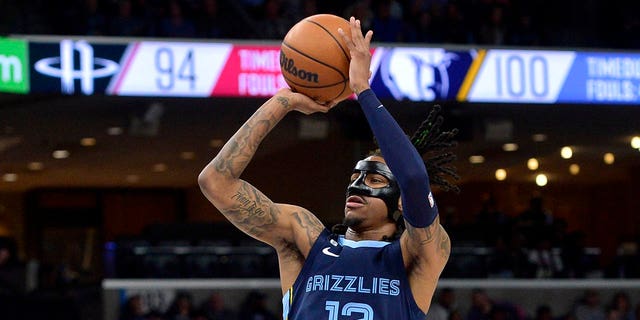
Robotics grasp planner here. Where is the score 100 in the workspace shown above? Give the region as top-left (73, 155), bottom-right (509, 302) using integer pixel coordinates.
top-left (493, 54), bottom-right (551, 98)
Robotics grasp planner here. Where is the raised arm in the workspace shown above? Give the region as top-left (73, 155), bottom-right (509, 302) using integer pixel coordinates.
top-left (339, 17), bottom-right (451, 311)
top-left (197, 89), bottom-right (330, 256)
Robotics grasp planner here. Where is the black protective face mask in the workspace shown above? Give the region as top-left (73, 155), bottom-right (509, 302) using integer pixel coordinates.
top-left (346, 160), bottom-right (401, 217)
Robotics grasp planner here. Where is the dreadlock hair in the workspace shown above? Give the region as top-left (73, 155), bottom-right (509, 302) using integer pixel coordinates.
top-left (332, 104), bottom-right (460, 241)
top-left (408, 104), bottom-right (460, 193)
top-left (370, 104), bottom-right (460, 192)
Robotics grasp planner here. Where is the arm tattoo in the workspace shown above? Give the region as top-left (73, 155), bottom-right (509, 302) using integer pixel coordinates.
top-left (276, 96), bottom-right (291, 109)
top-left (438, 226), bottom-right (451, 260)
top-left (222, 182), bottom-right (279, 237)
top-left (406, 219), bottom-right (438, 246)
top-left (213, 96), bottom-right (291, 179)
top-left (290, 210), bottom-right (324, 247)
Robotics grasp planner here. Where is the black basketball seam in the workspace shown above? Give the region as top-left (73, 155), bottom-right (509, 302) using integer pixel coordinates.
top-left (304, 18), bottom-right (351, 64)
top-left (282, 69), bottom-right (347, 89)
top-left (280, 60), bottom-right (348, 100)
top-left (284, 78), bottom-right (348, 101)
top-left (281, 41), bottom-right (348, 81)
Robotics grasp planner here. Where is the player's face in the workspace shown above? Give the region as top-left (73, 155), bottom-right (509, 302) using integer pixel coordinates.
top-left (344, 156), bottom-right (400, 228)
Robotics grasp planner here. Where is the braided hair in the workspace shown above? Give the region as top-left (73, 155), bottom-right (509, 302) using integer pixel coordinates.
top-left (332, 104), bottom-right (460, 241)
top-left (408, 104), bottom-right (460, 193)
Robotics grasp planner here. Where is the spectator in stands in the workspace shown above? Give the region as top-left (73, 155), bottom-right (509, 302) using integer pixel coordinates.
top-left (427, 288), bottom-right (457, 320)
top-left (238, 290), bottom-right (277, 320)
top-left (573, 290), bottom-right (606, 320)
top-left (477, 4), bottom-right (508, 45)
top-left (165, 291), bottom-right (195, 320)
top-left (289, 0), bottom-right (319, 22)
top-left (534, 305), bottom-right (554, 320)
top-left (487, 232), bottom-right (535, 278)
top-left (195, 0), bottom-right (229, 39)
top-left (528, 237), bottom-right (563, 278)
top-left (109, 0), bottom-right (147, 36)
top-left (0, 236), bottom-right (26, 295)
top-left (466, 288), bottom-right (525, 320)
top-left (606, 238), bottom-right (640, 278)
top-left (507, 12), bottom-right (540, 46)
top-left (119, 294), bottom-right (146, 320)
top-left (145, 310), bottom-right (167, 320)
top-left (467, 289), bottom-right (494, 320)
top-left (158, 0), bottom-right (196, 38)
top-left (198, 292), bottom-right (236, 320)
top-left (81, 0), bottom-right (107, 35)
top-left (607, 292), bottom-right (634, 320)
top-left (343, 0), bottom-right (374, 33)
top-left (475, 193), bottom-right (510, 246)
top-left (562, 231), bottom-right (593, 278)
top-left (516, 195), bottom-right (553, 248)
top-left (371, 0), bottom-right (405, 42)
top-left (441, 2), bottom-right (471, 44)
top-left (254, 0), bottom-right (291, 39)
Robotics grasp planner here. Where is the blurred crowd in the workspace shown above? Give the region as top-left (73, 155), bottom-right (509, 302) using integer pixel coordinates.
top-left (424, 288), bottom-right (640, 320)
top-left (2, 0), bottom-right (640, 49)
top-left (441, 194), bottom-right (640, 279)
top-left (119, 291), bottom-right (277, 320)
top-left (115, 287), bottom-right (640, 320)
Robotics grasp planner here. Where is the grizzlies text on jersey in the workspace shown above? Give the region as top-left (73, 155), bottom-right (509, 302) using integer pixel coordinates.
top-left (282, 229), bottom-right (426, 320)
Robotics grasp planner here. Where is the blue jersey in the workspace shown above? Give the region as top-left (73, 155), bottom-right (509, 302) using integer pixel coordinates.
top-left (282, 229), bottom-right (425, 320)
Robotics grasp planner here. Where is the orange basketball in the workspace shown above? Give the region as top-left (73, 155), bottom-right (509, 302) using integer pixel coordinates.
top-left (280, 14), bottom-right (352, 103)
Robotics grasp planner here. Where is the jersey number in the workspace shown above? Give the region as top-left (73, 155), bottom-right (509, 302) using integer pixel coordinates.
top-left (325, 301), bottom-right (373, 320)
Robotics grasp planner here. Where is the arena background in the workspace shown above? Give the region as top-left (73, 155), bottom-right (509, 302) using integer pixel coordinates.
top-left (1, 0), bottom-right (640, 319)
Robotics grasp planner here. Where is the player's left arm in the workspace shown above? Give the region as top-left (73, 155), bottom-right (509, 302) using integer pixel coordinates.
top-left (342, 17), bottom-right (449, 311)
top-left (356, 89), bottom-right (450, 312)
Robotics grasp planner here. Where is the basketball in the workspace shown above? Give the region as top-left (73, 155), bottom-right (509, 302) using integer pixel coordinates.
top-left (280, 14), bottom-right (352, 103)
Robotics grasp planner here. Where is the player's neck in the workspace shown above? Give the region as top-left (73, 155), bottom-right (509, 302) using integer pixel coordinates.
top-left (344, 224), bottom-right (396, 242)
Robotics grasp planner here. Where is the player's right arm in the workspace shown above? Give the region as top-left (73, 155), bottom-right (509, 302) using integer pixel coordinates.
top-left (197, 89), bottom-right (331, 281)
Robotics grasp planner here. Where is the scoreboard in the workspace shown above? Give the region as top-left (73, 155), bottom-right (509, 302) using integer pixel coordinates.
top-left (3, 36), bottom-right (640, 104)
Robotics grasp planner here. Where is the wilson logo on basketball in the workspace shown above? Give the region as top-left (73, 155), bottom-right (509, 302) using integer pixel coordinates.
top-left (280, 52), bottom-right (319, 83)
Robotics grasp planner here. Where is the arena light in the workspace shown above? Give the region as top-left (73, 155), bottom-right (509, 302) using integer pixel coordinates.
top-left (527, 158), bottom-right (539, 170)
top-left (80, 137), bottom-right (97, 147)
top-left (107, 127), bottom-right (123, 136)
top-left (52, 150), bottom-right (70, 159)
top-left (153, 163), bottom-right (168, 172)
top-left (180, 151), bottom-right (196, 160)
top-left (502, 143), bottom-right (518, 152)
top-left (2, 173), bottom-right (17, 182)
top-left (532, 134), bottom-right (547, 142)
top-left (27, 162), bottom-right (44, 171)
top-left (535, 173), bottom-right (548, 186)
top-left (495, 169), bottom-right (507, 181)
top-left (210, 139), bottom-right (224, 148)
top-left (468, 155), bottom-right (485, 164)
top-left (569, 164), bottom-right (580, 175)
top-left (560, 146), bottom-right (573, 159)
top-left (603, 153), bottom-right (615, 165)
top-left (631, 136), bottom-right (640, 149)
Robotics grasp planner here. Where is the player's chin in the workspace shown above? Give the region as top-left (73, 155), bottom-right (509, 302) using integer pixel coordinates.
top-left (342, 214), bottom-right (364, 228)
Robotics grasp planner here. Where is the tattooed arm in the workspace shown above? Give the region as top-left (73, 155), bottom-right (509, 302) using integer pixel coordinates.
top-left (399, 218), bottom-right (451, 312)
top-left (198, 89), bottom-right (333, 289)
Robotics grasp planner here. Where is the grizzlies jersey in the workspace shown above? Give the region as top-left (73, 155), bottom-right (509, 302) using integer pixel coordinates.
top-left (282, 229), bottom-right (425, 320)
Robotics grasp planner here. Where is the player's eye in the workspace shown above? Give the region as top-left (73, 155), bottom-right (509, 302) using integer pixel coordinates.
top-left (367, 174), bottom-right (388, 185)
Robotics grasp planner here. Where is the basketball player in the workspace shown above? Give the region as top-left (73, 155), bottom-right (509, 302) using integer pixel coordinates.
top-left (198, 17), bottom-right (458, 319)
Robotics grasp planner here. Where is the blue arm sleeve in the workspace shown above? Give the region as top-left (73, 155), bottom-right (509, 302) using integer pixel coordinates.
top-left (357, 89), bottom-right (438, 228)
